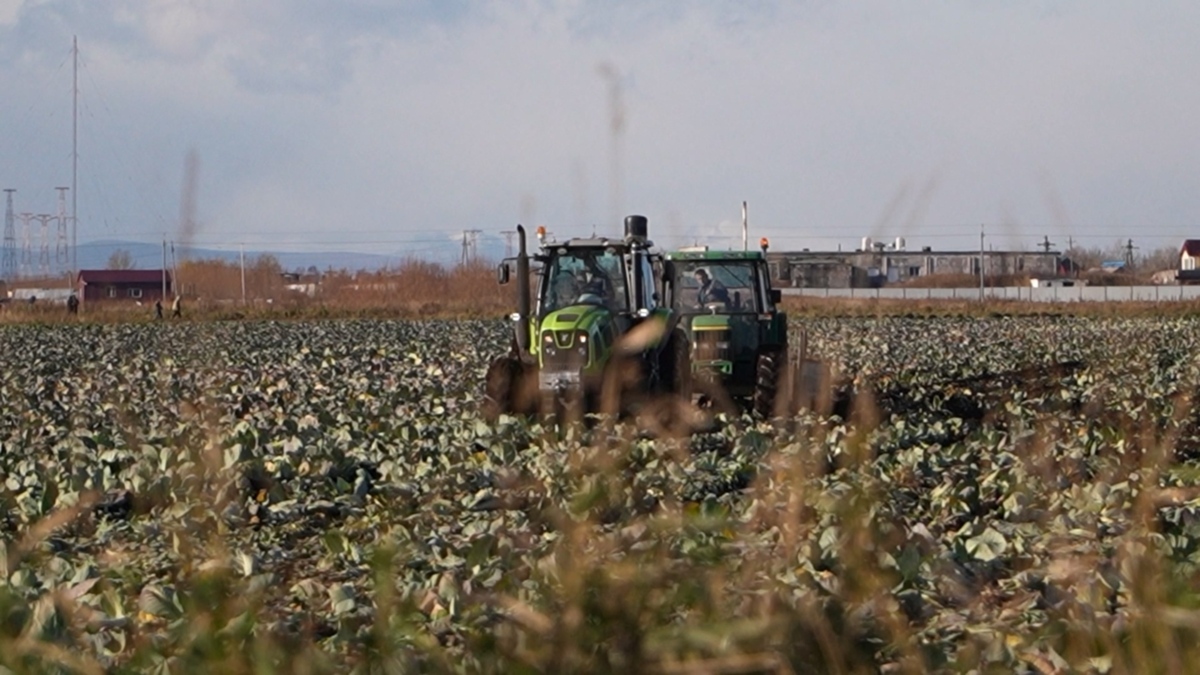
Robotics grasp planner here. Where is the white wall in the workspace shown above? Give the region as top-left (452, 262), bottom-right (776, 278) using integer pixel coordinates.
top-left (782, 286), bottom-right (1200, 302)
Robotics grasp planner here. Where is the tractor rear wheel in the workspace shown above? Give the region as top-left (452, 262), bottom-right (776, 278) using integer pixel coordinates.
top-left (752, 350), bottom-right (782, 418)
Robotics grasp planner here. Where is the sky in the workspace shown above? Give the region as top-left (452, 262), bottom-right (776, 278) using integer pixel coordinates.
top-left (2, 0), bottom-right (1200, 266)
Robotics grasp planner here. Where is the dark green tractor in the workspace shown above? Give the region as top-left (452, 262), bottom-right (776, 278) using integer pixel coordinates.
top-left (662, 243), bottom-right (790, 416)
top-left (484, 215), bottom-right (681, 419)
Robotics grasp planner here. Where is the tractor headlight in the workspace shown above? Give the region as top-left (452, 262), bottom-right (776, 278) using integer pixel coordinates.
top-left (542, 333), bottom-right (556, 356)
top-left (575, 331), bottom-right (589, 358)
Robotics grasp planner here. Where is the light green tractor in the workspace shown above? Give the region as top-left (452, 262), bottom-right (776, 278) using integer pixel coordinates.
top-left (483, 215), bottom-right (685, 419)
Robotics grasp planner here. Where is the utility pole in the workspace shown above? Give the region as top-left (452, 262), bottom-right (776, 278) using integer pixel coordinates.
top-left (161, 239), bottom-right (167, 299)
top-left (2, 189), bottom-right (15, 280)
top-left (240, 243), bottom-right (247, 305)
top-left (979, 224), bottom-right (985, 301)
top-left (170, 241), bottom-right (178, 298)
top-left (741, 201), bottom-right (748, 252)
top-left (498, 229), bottom-right (516, 257)
top-left (1040, 235), bottom-right (1054, 253)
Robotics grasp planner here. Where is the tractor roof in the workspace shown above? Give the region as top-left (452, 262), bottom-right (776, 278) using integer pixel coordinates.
top-left (665, 250), bottom-right (765, 261)
top-left (542, 236), bottom-right (653, 250)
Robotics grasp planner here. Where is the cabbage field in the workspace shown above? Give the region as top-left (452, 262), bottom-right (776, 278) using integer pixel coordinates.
top-left (3, 316), bottom-right (1200, 673)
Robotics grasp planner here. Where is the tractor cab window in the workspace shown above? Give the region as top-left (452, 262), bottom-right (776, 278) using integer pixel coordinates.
top-left (672, 260), bottom-right (761, 313)
top-left (540, 248), bottom-right (629, 313)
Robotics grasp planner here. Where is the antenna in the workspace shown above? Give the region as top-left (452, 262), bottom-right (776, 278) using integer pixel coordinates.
top-left (71, 36), bottom-right (79, 280)
top-left (2, 189), bottom-right (15, 280)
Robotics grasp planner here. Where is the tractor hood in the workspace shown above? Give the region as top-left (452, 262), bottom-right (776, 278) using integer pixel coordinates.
top-left (541, 303), bottom-right (611, 334)
top-left (690, 314), bottom-right (732, 331)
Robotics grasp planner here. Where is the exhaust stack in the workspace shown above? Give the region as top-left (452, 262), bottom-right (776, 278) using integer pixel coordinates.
top-left (624, 214), bottom-right (648, 243)
top-left (515, 224), bottom-right (531, 354)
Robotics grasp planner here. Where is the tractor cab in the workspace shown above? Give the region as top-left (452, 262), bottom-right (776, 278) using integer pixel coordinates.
top-left (487, 215), bottom-right (667, 415)
top-left (663, 243), bottom-right (786, 412)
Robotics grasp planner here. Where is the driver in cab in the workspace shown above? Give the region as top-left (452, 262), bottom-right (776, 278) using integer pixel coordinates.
top-left (576, 261), bottom-right (613, 306)
top-left (693, 268), bottom-right (730, 308)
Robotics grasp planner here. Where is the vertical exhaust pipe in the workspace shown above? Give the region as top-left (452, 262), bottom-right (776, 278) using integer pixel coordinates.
top-left (516, 224), bottom-right (531, 354)
top-left (625, 215), bottom-right (648, 315)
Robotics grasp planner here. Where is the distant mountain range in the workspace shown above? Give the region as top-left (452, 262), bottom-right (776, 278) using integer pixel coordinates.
top-left (74, 239), bottom-right (493, 273)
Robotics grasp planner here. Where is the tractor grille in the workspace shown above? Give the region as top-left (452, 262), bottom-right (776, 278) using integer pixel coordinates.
top-left (541, 330), bottom-right (590, 371)
top-left (694, 330), bottom-right (731, 362)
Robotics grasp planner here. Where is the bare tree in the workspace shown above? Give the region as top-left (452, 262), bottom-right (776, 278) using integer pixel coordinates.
top-left (106, 249), bottom-right (134, 270)
top-left (1141, 245), bottom-right (1179, 273)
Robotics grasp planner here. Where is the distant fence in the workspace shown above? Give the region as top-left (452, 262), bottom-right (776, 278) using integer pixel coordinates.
top-left (781, 285), bottom-right (1200, 303)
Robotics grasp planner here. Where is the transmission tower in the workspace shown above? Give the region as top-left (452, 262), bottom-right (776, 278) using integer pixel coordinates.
top-left (35, 214), bottom-right (53, 277)
top-left (460, 229), bottom-right (482, 265)
top-left (498, 229), bottom-right (516, 257)
top-left (1123, 238), bottom-right (1138, 269)
top-left (2, 190), bottom-right (15, 280)
top-left (55, 187), bottom-right (70, 274)
top-left (18, 213), bottom-right (32, 277)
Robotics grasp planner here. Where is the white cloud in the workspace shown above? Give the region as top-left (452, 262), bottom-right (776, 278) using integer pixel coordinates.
top-left (4, 1), bottom-right (1200, 260)
top-left (0, 0), bottom-right (19, 26)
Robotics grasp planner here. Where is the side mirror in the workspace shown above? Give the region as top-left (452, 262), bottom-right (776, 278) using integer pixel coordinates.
top-left (770, 289), bottom-right (782, 303)
top-left (497, 262), bottom-right (511, 285)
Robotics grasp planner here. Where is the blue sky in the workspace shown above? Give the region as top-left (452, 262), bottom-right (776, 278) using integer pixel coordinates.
top-left (2, 0), bottom-right (1199, 264)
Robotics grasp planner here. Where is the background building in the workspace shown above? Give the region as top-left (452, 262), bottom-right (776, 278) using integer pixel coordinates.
top-left (77, 269), bottom-right (172, 302)
top-left (767, 247), bottom-right (1062, 288)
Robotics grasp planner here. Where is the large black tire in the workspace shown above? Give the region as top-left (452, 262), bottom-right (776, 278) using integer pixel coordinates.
top-left (752, 350), bottom-right (782, 418)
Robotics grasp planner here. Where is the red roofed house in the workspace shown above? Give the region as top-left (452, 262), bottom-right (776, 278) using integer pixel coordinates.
top-left (1177, 240), bottom-right (1200, 284)
top-left (76, 269), bottom-right (172, 303)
